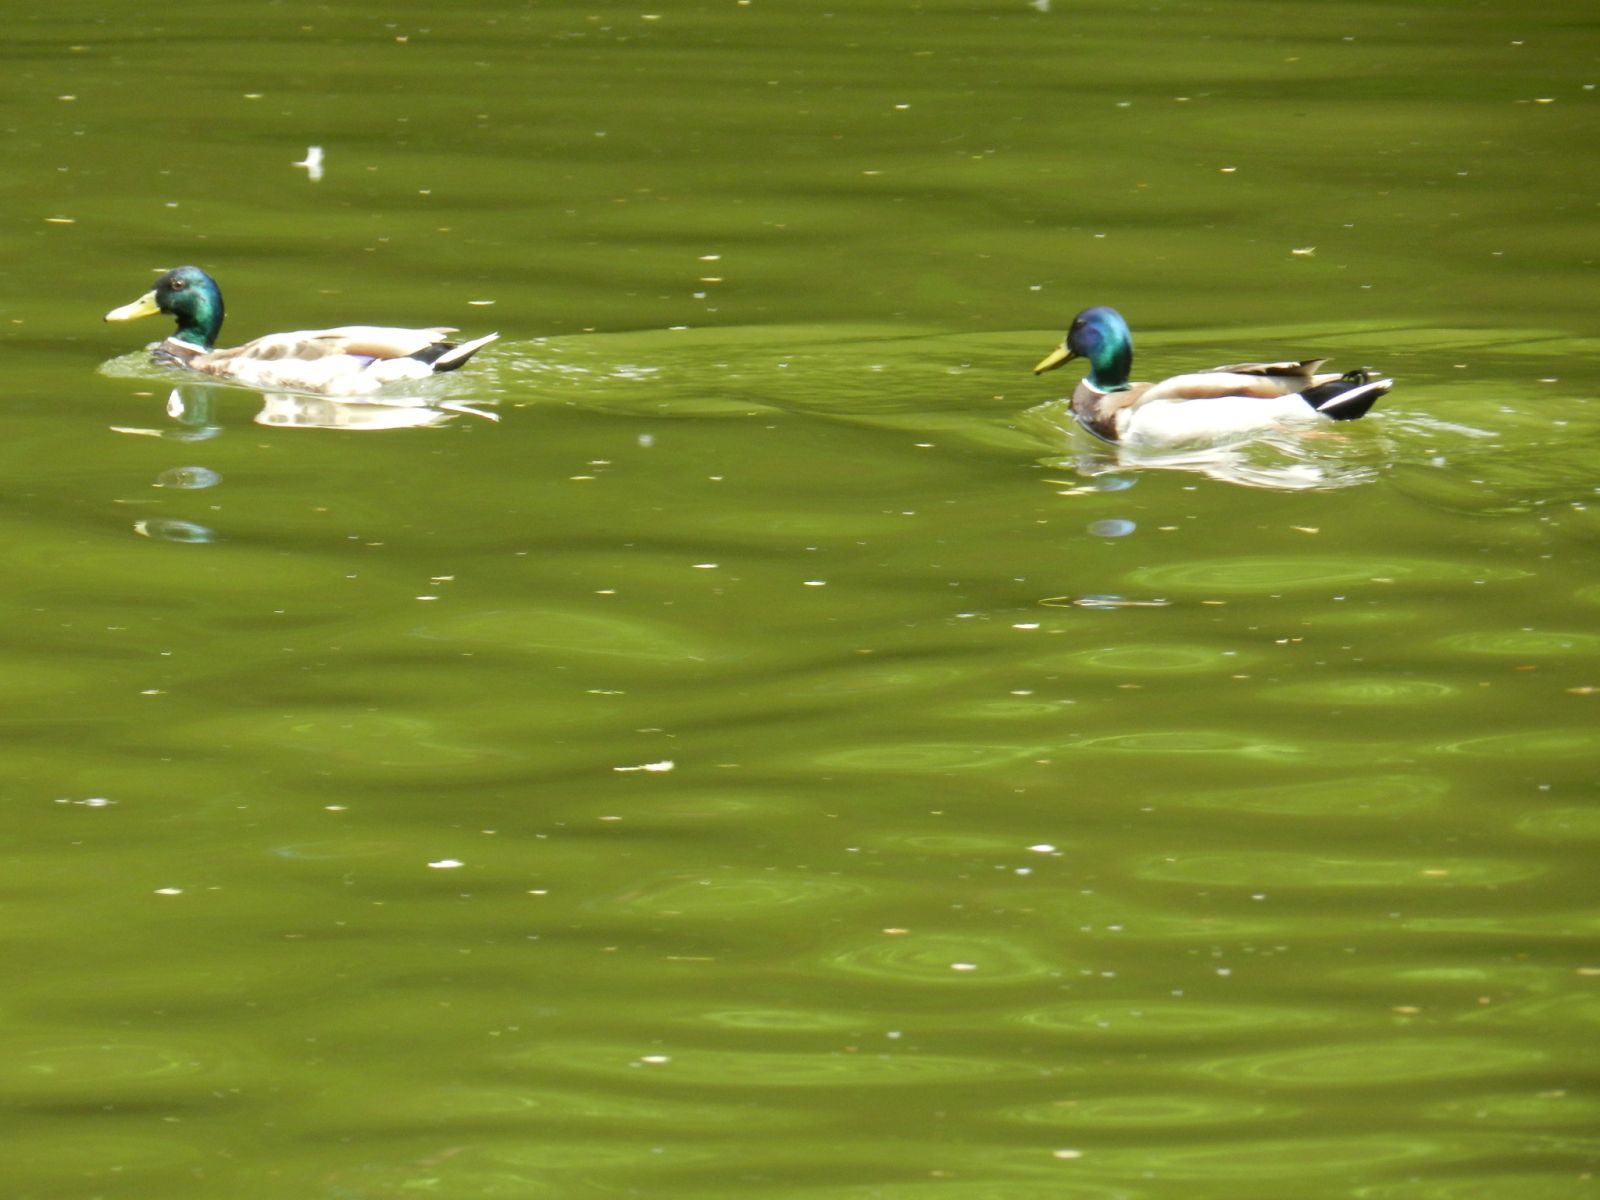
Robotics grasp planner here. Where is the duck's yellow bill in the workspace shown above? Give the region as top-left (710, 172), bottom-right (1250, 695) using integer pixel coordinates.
top-left (105, 290), bottom-right (161, 322)
top-left (1033, 345), bottom-right (1075, 375)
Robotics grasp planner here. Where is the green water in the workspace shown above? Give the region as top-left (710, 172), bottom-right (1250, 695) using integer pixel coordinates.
top-left (5, 2), bottom-right (1598, 1197)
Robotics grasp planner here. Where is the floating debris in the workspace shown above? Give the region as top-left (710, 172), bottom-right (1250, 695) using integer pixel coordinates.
top-left (1040, 594), bottom-right (1171, 609)
top-left (293, 145), bottom-right (324, 182)
top-left (154, 465), bottom-right (221, 490)
top-left (134, 518), bottom-right (216, 544)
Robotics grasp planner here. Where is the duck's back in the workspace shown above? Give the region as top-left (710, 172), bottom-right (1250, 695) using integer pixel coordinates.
top-left (206, 326), bottom-right (460, 365)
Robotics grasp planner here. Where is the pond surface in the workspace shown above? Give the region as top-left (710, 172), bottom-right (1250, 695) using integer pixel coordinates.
top-left (5, 2), bottom-right (1598, 1198)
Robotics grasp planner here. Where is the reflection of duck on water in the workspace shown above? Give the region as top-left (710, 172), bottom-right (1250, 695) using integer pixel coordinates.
top-left (254, 392), bottom-right (495, 430)
top-left (105, 266), bottom-right (497, 397)
top-left (1034, 306), bottom-right (1392, 451)
top-left (109, 385), bottom-right (495, 438)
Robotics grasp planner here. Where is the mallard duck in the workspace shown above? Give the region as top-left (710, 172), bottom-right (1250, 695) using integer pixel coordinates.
top-left (105, 266), bottom-right (497, 397)
top-left (1033, 306), bottom-right (1392, 450)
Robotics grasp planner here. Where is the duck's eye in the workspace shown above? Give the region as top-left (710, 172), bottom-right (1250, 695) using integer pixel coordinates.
top-left (170, 278), bottom-right (187, 290)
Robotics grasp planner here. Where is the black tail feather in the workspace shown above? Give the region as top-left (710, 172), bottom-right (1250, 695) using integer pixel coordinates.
top-left (407, 332), bottom-right (499, 374)
top-left (1301, 368), bottom-right (1392, 422)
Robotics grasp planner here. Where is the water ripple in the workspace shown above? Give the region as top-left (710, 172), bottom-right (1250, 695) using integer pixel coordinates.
top-left (1424, 1090), bottom-right (1600, 1127)
top-left (592, 871), bottom-right (866, 918)
top-left (810, 742), bottom-right (1040, 772)
top-left (1049, 1135), bottom-right (1443, 1180)
top-left (822, 933), bottom-right (1060, 986)
top-left (1128, 556), bottom-right (1529, 595)
top-left (1067, 730), bottom-right (1301, 761)
top-left (1436, 631), bottom-right (1600, 657)
top-left (1004, 1093), bottom-right (1289, 1129)
top-left (773, 1182), bottom-right (1135, 1200)
top-left (413, 606), bottom-right (718, 664)
top-left (508, 1041), bottom-right (1040, 1087)
top-left (1260, 678), bottom-right (1460, 706)
top-left (1136, 852), bottom-right (1543, 888)
top-left (1013, 999), bottom-right (1341, 1040)
top-left (1052, 643), bottom-right (1243, 674)
top-left (1515, 807), bottom-right (1600, 841)
top-left (1168, 774), bottom-right (1448, 817)
top-left (1195, 1039), bottom-right (1547, 1086)
top-left (0, 1033), bottom-right (245, 1101)
top-left (1437, 730), bottom-right (1600, 760)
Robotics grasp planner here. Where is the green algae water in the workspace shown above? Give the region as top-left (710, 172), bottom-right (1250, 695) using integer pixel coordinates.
top-left (4, 2), bottom-right (1599, 1198)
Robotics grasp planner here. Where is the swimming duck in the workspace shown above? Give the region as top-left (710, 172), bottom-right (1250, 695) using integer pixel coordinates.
top-left (105, 266), bottom-right (497, 397)
top-left (1033, 306), bottom-right (1391, 450)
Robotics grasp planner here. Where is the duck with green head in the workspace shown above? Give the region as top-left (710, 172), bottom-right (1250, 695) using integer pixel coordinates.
top-left (105, 266), bottom-right (497, 397)
top-left (1034, 306), bottom-right (1391, 450)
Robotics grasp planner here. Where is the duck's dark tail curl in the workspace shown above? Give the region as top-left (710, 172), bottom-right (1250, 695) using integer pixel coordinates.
top-left (408, 332), bottom-right (500, 373)
top-left (1301, 368), bottom-right (1392, 421)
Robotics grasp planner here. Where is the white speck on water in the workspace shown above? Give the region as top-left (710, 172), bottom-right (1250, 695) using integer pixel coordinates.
top-left (428, 859), bottom-right (465, 870)
top-left (293, 145), bottom-right (324, 181)
top-left (615, 760), bottom-right (675, 773)
top-left (154, 465), bottom-right (221, 490)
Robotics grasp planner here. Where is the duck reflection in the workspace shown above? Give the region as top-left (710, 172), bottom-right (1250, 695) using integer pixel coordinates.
top-left (253, 391), bottom-right (495, 430)
top-left (110, 385), bottom-right (224, 441)
top-left (1060, 442), bottom-right (1379, 492)
top-left (114, 385), bottom-right (493, 545)
top-left (112, 384), bottom-right (496, 437)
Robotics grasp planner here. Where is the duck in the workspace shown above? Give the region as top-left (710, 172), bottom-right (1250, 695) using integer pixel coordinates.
top-left (105, 266), bottom-right (498, 397)
top-left (1033, 306), bottom-right (1391, 450)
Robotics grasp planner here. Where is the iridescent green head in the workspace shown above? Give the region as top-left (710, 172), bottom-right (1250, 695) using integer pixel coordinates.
top-left (105, 265), bottom-right (225, 350)
top-left (1033, 306), bottom-right (1134, 391)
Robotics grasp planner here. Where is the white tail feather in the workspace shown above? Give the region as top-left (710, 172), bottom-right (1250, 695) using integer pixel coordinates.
top-left (434, 331), bottom-right (499, 370)
top-left (1315, 377), bottom-right (1391, 413)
